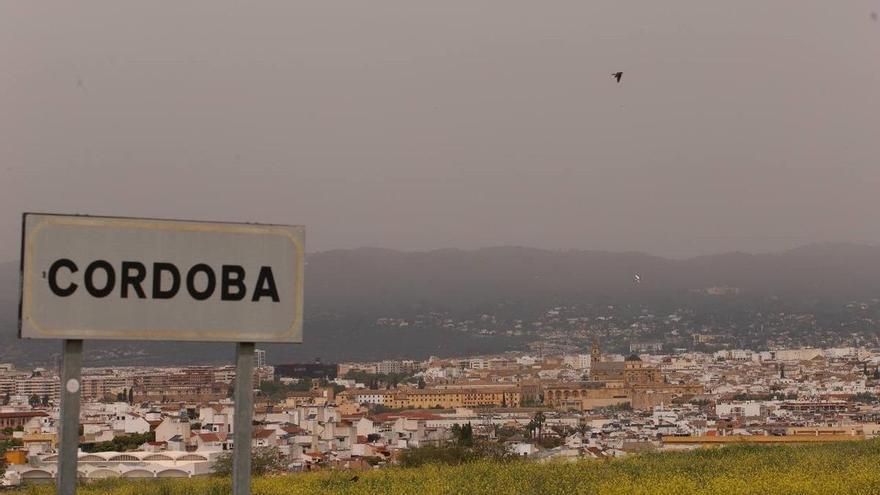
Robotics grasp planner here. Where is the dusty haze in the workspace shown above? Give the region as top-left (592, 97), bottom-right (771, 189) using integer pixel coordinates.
top-left (2, 1), bottom-right (879, 260)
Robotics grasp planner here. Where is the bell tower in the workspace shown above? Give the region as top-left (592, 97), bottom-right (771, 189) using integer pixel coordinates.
top-left (590, 338), bottom-right (601, 365)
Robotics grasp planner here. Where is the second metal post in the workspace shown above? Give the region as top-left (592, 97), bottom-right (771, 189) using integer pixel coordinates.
top-left (232, 342), bottom-right (255, 495)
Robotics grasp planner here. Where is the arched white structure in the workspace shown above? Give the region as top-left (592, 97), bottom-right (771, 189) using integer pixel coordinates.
top-left (88, 469), bottom-right (120, 479)
top-left (11, 450), bottom-right (216, 482)
top-left (108, 454), bottom-right (139, 462)
top-left (177, 454), bottom-right (208, 461)
top-left (156, 469), bottom-right (189, 478)
top-left (79, 454), bottom-right (108, 462)
top-left (122, 469), bottom-right (155, 478)
top-left (21, 469), bottom-right (53, 480)
top-left (144, 454), bottom-right (174, 461)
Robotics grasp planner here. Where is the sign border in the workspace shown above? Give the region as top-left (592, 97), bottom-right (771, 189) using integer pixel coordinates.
top-left (19, 213), bottom-right (304, 343)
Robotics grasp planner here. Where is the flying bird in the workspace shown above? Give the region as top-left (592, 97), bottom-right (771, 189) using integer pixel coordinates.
top-left (633, 274), bottom-right (641, 285)
top-left (612, 72), bottom-right (623, 83)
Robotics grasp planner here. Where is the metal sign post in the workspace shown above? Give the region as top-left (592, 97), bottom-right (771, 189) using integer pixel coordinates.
top-left (232, 342), bottom-right (255, 495)
top-left (19, 214), bottom-right (305, 495)
top-left (56, 339), bottom-right (82, 495)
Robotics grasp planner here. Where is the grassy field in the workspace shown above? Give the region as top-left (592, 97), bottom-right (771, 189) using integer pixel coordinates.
top-left (9, 439), bottom-right (880, 495)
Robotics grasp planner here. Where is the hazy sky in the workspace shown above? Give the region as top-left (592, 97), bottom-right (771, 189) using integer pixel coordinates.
top-left (2, 1), bottom-right (879, 260)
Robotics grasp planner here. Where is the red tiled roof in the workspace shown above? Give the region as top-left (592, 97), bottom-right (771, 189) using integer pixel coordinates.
top-left (0, 411), bottom-right (48, 419)
top-left (198, 433), bottom-right (221, 442)
top-left (372, 412), bottom-right (443, 422)
top-left (252, 429), bottom-right (275, 439)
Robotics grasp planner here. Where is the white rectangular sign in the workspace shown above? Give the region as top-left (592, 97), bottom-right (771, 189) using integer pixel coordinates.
top-left (19, 214), bottom-right (304, 342)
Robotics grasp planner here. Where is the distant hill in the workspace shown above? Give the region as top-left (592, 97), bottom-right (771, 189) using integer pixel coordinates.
top-left (3, 243), bottom-right (880, 366)
top-left (305, 243), bottom-right (880, 312)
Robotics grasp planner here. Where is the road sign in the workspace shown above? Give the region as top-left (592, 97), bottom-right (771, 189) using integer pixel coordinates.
top-left (19, 213), bottom-right (304, 343)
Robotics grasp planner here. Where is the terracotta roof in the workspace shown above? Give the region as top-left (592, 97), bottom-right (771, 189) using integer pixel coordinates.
top-left (198, 433), bottom-right (221, 442)
top-left (0, 411), bottom-right (48, 419)
top-left (373, 412), bottom-right (443, 422)
top-left (252, 429), bottom-right (275, 439)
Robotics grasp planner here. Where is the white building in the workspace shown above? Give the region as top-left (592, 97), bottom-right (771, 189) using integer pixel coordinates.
top-left (715, 401), bottom-right (767, 418)
top-left (562, 354), bottom-right (592, 370)
top-left (772, 348), bottom-right (823, 362)
top-left (7, 450), bottom-right (218, 483)
top-left (350, 391), bottom-right (395, 406)
top-left (111, 412), bottom-right (152, 435)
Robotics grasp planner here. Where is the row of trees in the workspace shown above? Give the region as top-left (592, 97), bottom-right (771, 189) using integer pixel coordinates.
top-left (114, 388), bottom-right (135, 404)
top-left (82, 432), bottom-right (155, 453)
top-left (342, 371), bottom-right (421, 390)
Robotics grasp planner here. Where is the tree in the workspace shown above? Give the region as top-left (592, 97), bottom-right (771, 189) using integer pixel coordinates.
top-left (532, 411), bottom-right (546, 440)
top-left (451, 423), bottom-right (474, 447)
top-left (212, 446), bottom-right (286, 476)
top-left (417, 378), bottom-right (426, 389)
top-left (40, 394), bottom-right (49, 407)
top-left (82, 432), bottom-right (155, 453)
top-left (0, 441), bottom-right (6, 480)
top-left (537, 436), bottom-right (564, 449)
top-left (80, 432), bottom-right (156, 452)
top-left (128, 388), bottom-right (134, 404)
top-left (577, 424), bottom-right (591, 437)
top-left (28, 394), bottom-right (40, 408)
top-left (473, 440), bottom-right (515, 461)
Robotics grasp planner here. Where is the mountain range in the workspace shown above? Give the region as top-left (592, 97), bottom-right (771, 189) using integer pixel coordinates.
top-left (2, 242), bottom-right (880, 367)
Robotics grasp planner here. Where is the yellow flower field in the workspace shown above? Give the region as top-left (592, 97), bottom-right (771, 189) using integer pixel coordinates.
top-left (10, 439), bottom-right (880, 495)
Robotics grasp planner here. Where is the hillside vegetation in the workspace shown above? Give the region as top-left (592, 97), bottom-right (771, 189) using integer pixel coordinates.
top-left (10, 440), bottom-right (880, 495)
